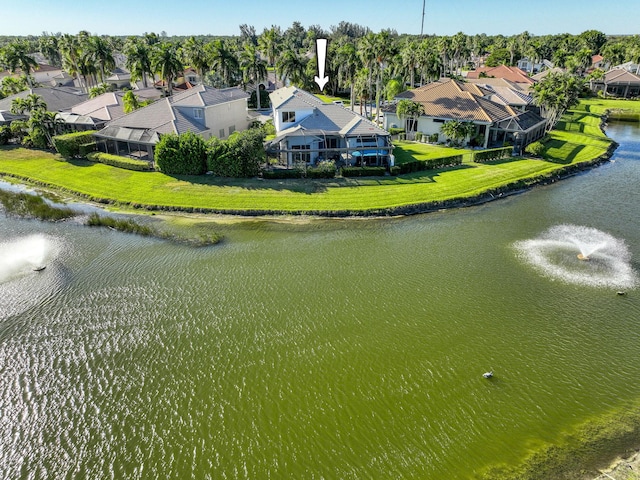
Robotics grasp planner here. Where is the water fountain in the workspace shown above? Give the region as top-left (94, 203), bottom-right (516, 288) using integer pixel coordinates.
top-left (0, 234), bottom-right (54, 283)
top-left (513, 225), bottom-right (638, 289)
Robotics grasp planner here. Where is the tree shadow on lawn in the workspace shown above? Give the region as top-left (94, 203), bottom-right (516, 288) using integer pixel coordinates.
top-left (167, 173), bottom-right (330, 194)
top-left (544, 143), bottom-right (585, 164)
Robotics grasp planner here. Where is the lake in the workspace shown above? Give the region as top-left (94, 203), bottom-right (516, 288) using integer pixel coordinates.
top-left (1, 122), bottom-right (639, 479)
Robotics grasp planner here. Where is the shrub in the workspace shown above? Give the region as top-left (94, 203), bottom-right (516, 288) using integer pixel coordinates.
top-left (525, 141), bottom-right (546, 157)
top-left (428, 133), bottom-right (439, 143)
top-left (397, 155), bottom-right (462, 174)
top-left (87, 152), bottom-right (151, 171)
top-left (389, 127), bottom-right (405, 136)
top-left (473, 147), bottom-right (512, 163)
top-left (389, 165), bottom-right (401, 175)
top-left (0, 125), bottom-right (12, 145)
top-left (207, 128), bottom-right (266, 177)
top-left (415, 132), bottom-right (423, 142)
top-left (262, 169), bottom-right (304, 179)
top-left (52, 130), bottom-right (98, 158)
top-left (155, 131), bottom-right (208, 175)
top-left (341, 166), bottom-right (386, 177)
top-left (79, 142), bottom-right (97, 156)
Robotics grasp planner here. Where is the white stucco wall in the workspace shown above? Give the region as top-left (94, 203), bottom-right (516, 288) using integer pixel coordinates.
top-left (273, 107), bottom-right (314, 132)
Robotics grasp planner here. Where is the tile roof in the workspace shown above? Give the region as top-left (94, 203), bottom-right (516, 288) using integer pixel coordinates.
top-left (97, 85), bottom-right (248, 142)
top-left (466, 65), bottom-right (534, 84)
top-left (604, 69), bottom-right (640, 85)
top-left (391, 79), bottom-right (516, 123)
top-left (269, 87), bottom-right (388, 140)
top-left (0, 86), bottom-right (87, 112)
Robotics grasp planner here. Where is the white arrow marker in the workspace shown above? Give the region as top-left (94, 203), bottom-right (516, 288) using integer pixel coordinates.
top-left (314, 38), bottom-right (329, 91)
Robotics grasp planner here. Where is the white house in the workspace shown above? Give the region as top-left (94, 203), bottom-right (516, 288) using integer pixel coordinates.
top-left (267, 86), bottom-right (392, 167)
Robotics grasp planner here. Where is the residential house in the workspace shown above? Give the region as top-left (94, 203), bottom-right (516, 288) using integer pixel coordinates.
top-left (94, 85), bottom-right (249, 161)
top-left (464, 78), bottom-right (535, 111)
top-left (0, 86), bottom-right (87, 115)
top-left (382, 79), bottom-right (546, 150)
top-left (517, 58), bottom-right (553, 74)
top-left (0, 63), bottom-right (73, 87)
top-left (266, 86), bottom-right (392, 167)
top-left (531, 67), bottom-right (565, 82)
top-left (105, 68), bottom-right (132, 90)
top-left (590, 69), bottom-right (640, 98)
top-left (465, 65), bottom-right (534, 85)
top-left (56, 88), bottom-right (161, 131)
top-left (590, 55), bottom-right (609, 72)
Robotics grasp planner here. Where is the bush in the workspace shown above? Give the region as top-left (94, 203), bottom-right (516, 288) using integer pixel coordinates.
top-left (155, 131), bottom-right (208, 175)
top-left (52, 130), bottom-right (98, 158)
top-left (396, 155), bottom-right (463, 174)
top-left (389, 127), bottom-right (405, 136)
top-left (428, 133), bottom-right (439, 143)
top-left (306, 160), bottom-right (336, 178)
top-left (79, 142), bottom-right (97, 156)
top-left (389, 165), bottom-right (401, 175)
top-left (0, 125), bottom-right (11, 145)
top-left (415, 132), bottom-right (423, 142)
top-left (87, 152), bottom-right (151, 171)
top-left (207, 128), bottom-right (266, 177)
top-left (525, 141), bottom-right (546, 157)
top-left (341, 166), bottom-right (386, 177)
top-left (473, 147), bottom-right (512, 163)
top-left (262, 169), bottom-right (304, 179)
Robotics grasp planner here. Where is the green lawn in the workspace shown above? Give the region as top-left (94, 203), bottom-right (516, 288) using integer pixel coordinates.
top-left (314, 93), bottom-right (351, 106)
top-left (0, 98), bottom-right (637, 215)
top-left (392, 141), bottom-right (472, 164)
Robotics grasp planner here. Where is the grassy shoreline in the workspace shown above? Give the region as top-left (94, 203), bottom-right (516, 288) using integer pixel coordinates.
top-left (1, 98), bottom-right (637, 217)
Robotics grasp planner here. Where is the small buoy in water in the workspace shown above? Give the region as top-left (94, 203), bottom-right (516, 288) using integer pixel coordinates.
top-left (33, 266), bottom-right (46, 272)
top-left (617, 291), bottom-right (626, 296)
top-left (483, 371), bottom-right (493, 379)
top-left (577, 253), bottom-right (589, 261)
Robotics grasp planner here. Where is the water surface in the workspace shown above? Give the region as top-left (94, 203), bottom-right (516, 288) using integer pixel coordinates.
top-left (1, 122), bottom-right (639, 479)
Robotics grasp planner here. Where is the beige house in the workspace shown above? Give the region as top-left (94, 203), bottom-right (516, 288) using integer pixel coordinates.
top-left (382, 79), bottom-right (546, 150)
top-left (94, 85), bottom-right (249, 161)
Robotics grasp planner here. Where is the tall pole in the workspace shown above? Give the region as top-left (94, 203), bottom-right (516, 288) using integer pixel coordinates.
top-left (420, 0), bottom-right (426, 37)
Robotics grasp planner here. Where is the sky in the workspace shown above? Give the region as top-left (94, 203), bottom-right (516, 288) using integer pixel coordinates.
top-left (1, 0), bottom-right (638, 37)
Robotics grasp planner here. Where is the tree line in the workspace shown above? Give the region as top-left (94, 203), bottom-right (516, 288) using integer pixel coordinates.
top-left (1, 25), bottom-right (639, 103)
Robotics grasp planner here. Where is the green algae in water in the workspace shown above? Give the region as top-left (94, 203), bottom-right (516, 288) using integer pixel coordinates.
top-left (480, 400), bottom-right (640, 479)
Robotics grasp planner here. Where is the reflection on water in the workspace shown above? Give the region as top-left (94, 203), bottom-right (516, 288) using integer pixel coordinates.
top-left (0, 123), bottom-right (639, 479)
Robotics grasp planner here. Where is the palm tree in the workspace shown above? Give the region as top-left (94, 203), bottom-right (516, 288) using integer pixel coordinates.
top-left (531, 72), bottom-right (583, 133)
top-left (85, 36), bottom-right (116, 84)
top-left (395, 99), bottom-right (424, 139)
top-left (182, 36), bottom-right (209, 79)
top-left (10, 94), bottom-right (47, 115)
top-left (124, 37), bottom-right (153, 88)
top-left (258, 27), bottom-right (282, 88)
top-left (239, 43), bottom-right (267, 108)
top-left (208, 39), bottom-right (240, 87)
top-left (398, 39), bottom-right (419, 89)
top-left (151, 42), bottom-right (183, 96)
top-left (59, 34), bottom-right (86, 91)
top-left (4, 41), bottom-right (38, 87)
top-left (334, 40), bottom-right (361, 111)
top-left (277, 49), bottom-right (307, 87)
top-left (39, 35), bottom-right (61, 67)
top-left (440, 120), bottom-right (476, 145)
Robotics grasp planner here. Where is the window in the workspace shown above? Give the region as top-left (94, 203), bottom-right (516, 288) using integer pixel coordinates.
top-left (406, 119), bottom-right (418, 132)
top-left (228, 125), bottom-right (235, 135)
top-left (292, 145), bottom-right (310, 163)
top-left (194, 108), bottom-right (203, 119)
top-left (282, 111), bottom-right (296, 123)
top-left (433, 119), bottom-right (445, 123)
top-left (219, 128), bottom-right (225, 138)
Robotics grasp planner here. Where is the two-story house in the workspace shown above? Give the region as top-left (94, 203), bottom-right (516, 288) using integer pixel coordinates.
top-left (94, 85), bottom-right (249, 161)
top-left (267, 86), bottom-right (392, 167)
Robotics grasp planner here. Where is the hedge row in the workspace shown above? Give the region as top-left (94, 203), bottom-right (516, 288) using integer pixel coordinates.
top-left (473, 146), bottom-right (512, 163)
top-left (262, 169), bottom-right (304, 179)
top-left (396, 155), bottom-right (463, 174)
top-left (86, 152), bottom-right (151, 171)
top-left (52, 130), bottom-right (98, 158)
top-left (341, 166), bottom-right (387, 177)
